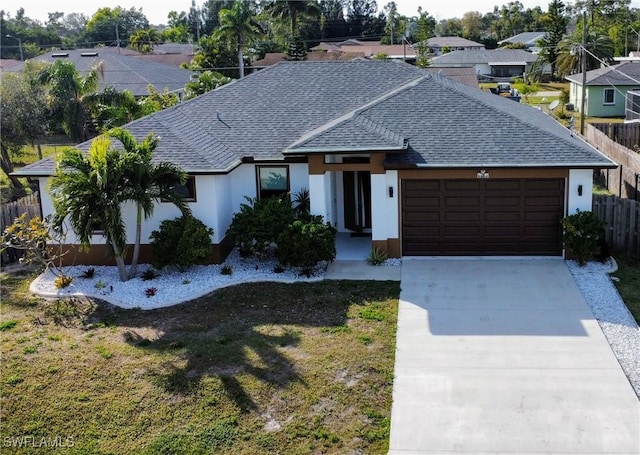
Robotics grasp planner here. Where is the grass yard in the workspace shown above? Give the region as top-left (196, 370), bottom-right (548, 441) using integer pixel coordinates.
top-left (611, 256), bottom-right (640, 324)
top-left (0, 268), bottom-right (400, 454)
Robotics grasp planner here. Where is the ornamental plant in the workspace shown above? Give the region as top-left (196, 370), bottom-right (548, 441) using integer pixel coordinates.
top-left (150, 215), bottom-right (213, 269)
top-left (276, 216), bottom-right (337, 273)
top-left (561, 210), bottom-right (605, 266)
top-left (226, 195), bottom-right (295, 258)
top-left (1, 213), bottom-right (70, 278)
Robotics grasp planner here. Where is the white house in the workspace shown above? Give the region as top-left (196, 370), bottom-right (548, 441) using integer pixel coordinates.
top-left (16, 60), bottom-right (615, 264)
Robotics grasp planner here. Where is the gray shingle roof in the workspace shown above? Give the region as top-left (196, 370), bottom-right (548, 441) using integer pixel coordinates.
top-left (565, 62), bottom-right (640, 86)
top-left (16, 60), bottom-right (614, 176)
top-left (498, 32), bottom-right (547, 46)
top-left (426, 37), bottom-right (484, 48)
top-left (5, 48), bottom-right (195, 96)
top-left (431, 49), bottom-right (538, 66)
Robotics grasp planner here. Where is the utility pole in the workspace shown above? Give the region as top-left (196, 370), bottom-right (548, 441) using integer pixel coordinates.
top-left (580, 10), bottom-right (587, 136)
top-left (115, 23), bottom-right (121, 54)
top-left (5, 34), bottom-right (23, 61)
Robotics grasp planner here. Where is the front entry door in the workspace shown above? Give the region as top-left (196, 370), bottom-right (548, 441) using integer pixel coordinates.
top-left (343, 171), bottom-right (372, 232)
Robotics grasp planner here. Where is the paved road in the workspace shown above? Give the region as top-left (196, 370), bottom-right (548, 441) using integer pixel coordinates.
top-left (389, 258), bottom-right (640, 454)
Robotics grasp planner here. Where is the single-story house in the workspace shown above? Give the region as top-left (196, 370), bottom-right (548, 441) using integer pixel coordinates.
top-left (566, 61), bottom-right (640, 118)
top-left (430, 49), bottom-right (543, 81)
top-left (311, 40), bottom-right (416, 62)
top-left (498, 31), bottom-right (548, 54)
top-left (425, 37), bottom-right (485, 56)
top-left (4, 47), bottom-right (195, 98)
top-left (15, 60), bottom-right (615, 263)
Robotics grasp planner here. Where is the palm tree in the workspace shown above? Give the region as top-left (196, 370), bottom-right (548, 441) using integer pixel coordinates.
top-left (49, 137), bottom-right (131, 281)
top-left (106, 128), bottom-right (190, 279)
top-left (38, 60), bottom-right (104, 142)
top-left (129, 29), bottom-right (162, 54)
top-left (264, 0), bottom-right (321, 37)
top-left (556, 28), bottom-right (614, 78)
top-left (213, 1), bottom-right (262, 78)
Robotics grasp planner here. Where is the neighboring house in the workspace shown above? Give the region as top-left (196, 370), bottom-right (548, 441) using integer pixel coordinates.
top-left (566, 62), bottom-right (640, 117)
top-left (4, 47), bottom-right (195, 98)
top-left (132, 43), bottom-right (195, 68)
top-left (425, 37), bottom-right (485, 56)
top-left (430, 49), bottom-right (543, 81)
top-left (311, 40), bottom-right (416, 62)
top-left (14, 60), bottom-right (615, 264)
top-left (498, 31), bottom-right (547, 53)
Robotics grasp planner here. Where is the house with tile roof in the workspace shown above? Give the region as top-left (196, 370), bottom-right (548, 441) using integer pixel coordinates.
top-left (566, 62), bottom-right (640, 117)
top-left (15, 60), bottom-right (615, 264)
top-left (430, 49), bottom-right (544, 81)
top-left (4, 48), bottom-right (195, 98)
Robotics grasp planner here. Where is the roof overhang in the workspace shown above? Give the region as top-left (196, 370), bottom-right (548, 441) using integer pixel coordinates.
top-left (488, 61), bottom-right (528, 66)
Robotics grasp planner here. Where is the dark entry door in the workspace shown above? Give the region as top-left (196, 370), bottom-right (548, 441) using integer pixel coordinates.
top-left (343, 171), bottom-right (372, 232)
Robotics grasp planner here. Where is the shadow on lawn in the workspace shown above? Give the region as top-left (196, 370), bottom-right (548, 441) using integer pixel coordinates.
top-left (87, 280), bottom-right (399, 412)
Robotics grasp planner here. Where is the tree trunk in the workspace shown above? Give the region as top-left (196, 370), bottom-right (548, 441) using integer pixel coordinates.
top-left (110, 240), bottom-right (129, 282)
top-left (237, 46), bottom-right (245, 78)
top-left (128, 204), bottom-right (143, 280)
top-left (0, 143), bottom-right (26, 198)
top-left (36, 143), bottom-right (43, 160)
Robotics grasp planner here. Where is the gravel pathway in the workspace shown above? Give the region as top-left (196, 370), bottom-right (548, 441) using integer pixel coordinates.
top-left (567, 259), bottom-right (640, 398)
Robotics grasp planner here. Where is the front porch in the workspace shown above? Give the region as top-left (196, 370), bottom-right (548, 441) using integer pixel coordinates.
top-left (335, 232), bottom-right (372, 261)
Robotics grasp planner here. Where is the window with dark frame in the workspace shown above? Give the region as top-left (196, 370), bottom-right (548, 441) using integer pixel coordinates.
top-left (603, 88), bottom-right (615, 105)
top-left (168, 176), bottom-right (197, 202)
top-left (257, 166), bottom-right (289, 199)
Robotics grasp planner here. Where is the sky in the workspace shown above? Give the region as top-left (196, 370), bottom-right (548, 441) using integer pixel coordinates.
top-left (6, 1), bottom-right (556, 26)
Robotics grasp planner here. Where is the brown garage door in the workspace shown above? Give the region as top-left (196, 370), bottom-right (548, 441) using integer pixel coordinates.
top-left (402, 179), bottom-right (565, 256)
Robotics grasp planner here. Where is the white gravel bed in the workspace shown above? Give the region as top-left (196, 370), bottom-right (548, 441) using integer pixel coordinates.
top-left (567, 258), bottom-right (640, 398)
top-left (29, 249), bottom-right (328, 310)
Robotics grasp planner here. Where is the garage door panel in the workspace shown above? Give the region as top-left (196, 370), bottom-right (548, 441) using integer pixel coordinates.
top-left (444, 196), bottom-right (481, 206)
top-left (485, 196), bottom-right (520, 206)
top-left (485, 211), bottom-right (521, 221)
top-left (445, 212), bottom-right (481, 222)
top-left (445, 181), bottom-right (481, 191)
top-left (402, 179), bottom-right (564, 256)
top-left (486, 180), bottom-right (521, 190)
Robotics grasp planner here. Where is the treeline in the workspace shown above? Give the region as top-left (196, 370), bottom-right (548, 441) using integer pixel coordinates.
top-left (2, 1), bottom-right (640, 62)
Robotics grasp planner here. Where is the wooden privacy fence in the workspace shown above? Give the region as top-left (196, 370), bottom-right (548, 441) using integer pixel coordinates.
top-left (1, 192), bottom-right (41, 264)
top-left (592, 122), bottom-right (640, 150)
top-left (586, 124), bottom-right (640, 201)
top-left (592, 194), bottom-right (640, 258)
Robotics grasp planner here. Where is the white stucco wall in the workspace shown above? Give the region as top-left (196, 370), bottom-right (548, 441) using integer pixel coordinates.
top-left (370, 172), bottom-right (398, 241)
top-left (567, 169), bottom-right (593, 214)
top-left (38, 162), bottom-right (310, 247)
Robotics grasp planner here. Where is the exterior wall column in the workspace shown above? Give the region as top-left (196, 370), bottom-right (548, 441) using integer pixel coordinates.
top-left (309, 173), bottom-right (331, 222)
top-left (568, 169), bottom-right (593, 214)
top-left (371, 171), bottom-right (400, 257)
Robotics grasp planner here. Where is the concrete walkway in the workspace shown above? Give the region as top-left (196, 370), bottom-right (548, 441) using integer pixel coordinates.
top-left (389, 258), bottom-right (640, 454)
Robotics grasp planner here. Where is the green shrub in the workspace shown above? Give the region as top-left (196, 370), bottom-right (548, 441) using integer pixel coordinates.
top-left (151, 215), bottom-right (213, 269)
top-left (227, 195), bottom-right (294, 258)
top-left (367, 247), bottom-right (388, 265)
top-left (54, 275), bottom-right (73, 289)
top-left (561, 210), bottom-right (605, 266)
top-left (276, 216), bottom-right (336, 270)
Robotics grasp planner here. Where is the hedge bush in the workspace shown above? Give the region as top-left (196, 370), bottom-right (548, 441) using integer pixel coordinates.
top-left (226, 195), bottom-right (294, 258)
top-left (561, 210), bottom-right (605, 266)
top-left (277, 216), bottom-right (337, 271)
top-left (150, 215), bottom-right (213, 268)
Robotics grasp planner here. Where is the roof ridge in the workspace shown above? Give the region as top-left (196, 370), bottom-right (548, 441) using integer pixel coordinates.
top-left (285, 74), bottom-right (427, 151)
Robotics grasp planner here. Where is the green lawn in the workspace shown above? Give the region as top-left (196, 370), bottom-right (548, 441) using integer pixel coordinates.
top-left (611, 256), bottom-right (640, 324)
top-left (0, 269), bottom-right (400, 454)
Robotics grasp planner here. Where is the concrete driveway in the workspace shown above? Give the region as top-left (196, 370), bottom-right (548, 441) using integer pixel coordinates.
top-left (389, 258), bottom-right (640, 454)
